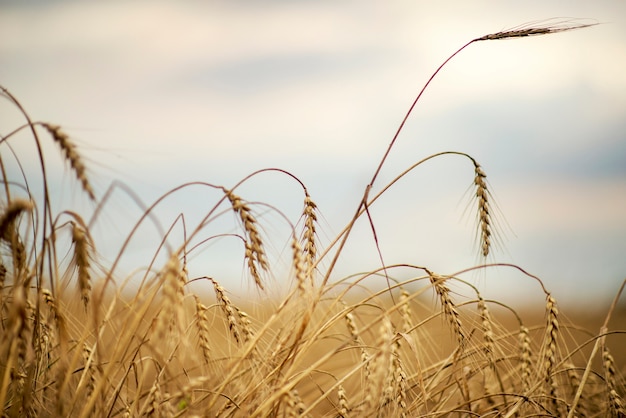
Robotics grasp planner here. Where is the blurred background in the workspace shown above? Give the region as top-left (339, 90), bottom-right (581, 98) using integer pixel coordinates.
top-left (1, 1), bottom-right (625, 310)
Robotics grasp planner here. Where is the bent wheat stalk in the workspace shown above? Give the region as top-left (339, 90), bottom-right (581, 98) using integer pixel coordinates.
top-left (320, 19), bottom-right (596, 291)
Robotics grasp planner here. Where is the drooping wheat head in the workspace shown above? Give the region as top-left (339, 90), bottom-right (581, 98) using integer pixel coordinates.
top-left (235, 307), bottom-right (255, 345)
top-left (225, 189), bottom-right (268, 290)
top-left (41, 123), bottom-right (95, 201)
top-left (0, 199), bottom-right (33, 272)
top-left (211, 277), bottom-right (244, 345)
top-left (428, 272), bottom-right (466, 347)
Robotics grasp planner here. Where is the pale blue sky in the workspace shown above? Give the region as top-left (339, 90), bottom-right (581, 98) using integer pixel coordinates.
top-left (1, 1), bottom-right (625, 308)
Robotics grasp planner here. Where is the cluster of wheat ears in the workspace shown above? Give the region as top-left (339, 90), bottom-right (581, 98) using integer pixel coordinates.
top-left (1, 20), bottom-right (624, 417)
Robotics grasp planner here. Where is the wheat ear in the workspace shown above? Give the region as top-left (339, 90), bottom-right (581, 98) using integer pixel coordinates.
top-left (210, 277), bottom-right (243, 345)
top-left (477, 296), bottom-right (495, 366)
top-left (390, 350), bottom-right (408, 418)
top-left (0, 263), bottom-right (6, 297)
top-left (473, 164), bottom-right (492, 258)
top-left (476, 21), bottom-right (597, 42)
top-left (302, 192), bottom-right (317, 273)
top-left (153, 254), bottom-right (186, 354)
top-left (518, 325), bottom-right (533, 394)
top-left (235, 307), bottom-right (254, 344)
top-left (81, 343), bottom-right (100, 412)
top-left (225, 189), bottom-right (268, 289)
top-left (363, 318), bottom-right (393, 415)
top-left (344, 309), bottom-right (370, 381)
top-left (284, 389), bottom-right (308, 418)
top-left (1, 283), bottom-right (29, 376)
top-left (0, 199), bottom-right (33, 271)
top-left (429, 272), bottom-right (465, 347)
top-left (71, 221), bottom-right (93, 309)
top-left (41, 123), bottom-right (95, 200)
top-left (0, 199), bottom-right (33, 241)
top-left (337, 384), bottom-right (350, 418)
top-left (564, 361), bottom-right (587, 418)
top-left (291, 236), bottom-right (308, 294)
top-left (399, 289), bottom-right (413, 334)
top-left (602, 345), bottom-right (625, 416)
top-left (193, 295), bottom-right (212, 365)
top-left (543, 293), bottom-right (561, 414)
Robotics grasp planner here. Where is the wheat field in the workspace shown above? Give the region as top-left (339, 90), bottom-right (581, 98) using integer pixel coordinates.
top-left (1, 21), bottom-right (625, 417)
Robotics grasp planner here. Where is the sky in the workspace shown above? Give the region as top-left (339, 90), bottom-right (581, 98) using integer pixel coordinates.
top-left (1, 1), bottom-right (625, 309)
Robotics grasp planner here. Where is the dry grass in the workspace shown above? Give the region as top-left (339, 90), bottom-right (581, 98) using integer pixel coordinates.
top-left (1, 20), bottom-right (624, 417)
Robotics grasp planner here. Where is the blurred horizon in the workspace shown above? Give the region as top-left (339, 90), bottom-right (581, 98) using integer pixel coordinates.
top-left (1, 1), bottom-right (625, 309)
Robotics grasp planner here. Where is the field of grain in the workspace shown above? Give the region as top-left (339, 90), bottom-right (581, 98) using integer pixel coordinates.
top-left (1, 21), bottom-right (624, 417)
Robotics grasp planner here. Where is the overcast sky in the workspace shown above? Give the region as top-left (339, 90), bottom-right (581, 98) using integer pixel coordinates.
top-left (2, 1), bottom-right (625, 308)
